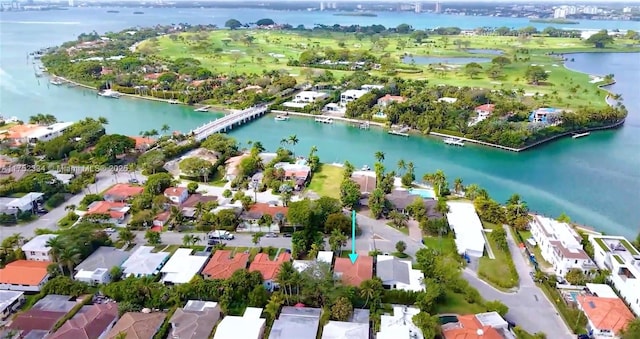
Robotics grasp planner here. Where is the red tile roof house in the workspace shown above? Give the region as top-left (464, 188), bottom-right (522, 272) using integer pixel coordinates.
top-left (129, 136), bottom-right (156, 152)
top-left (241, 203), bottom-right (288, 229)
top-left (201, 250), bottom-right (250, 280)
top-left (164, 187), bottom-right (189, 205)
top-left (377, 94), bottom-right (406, 108)
top-left (0, 260), bottom-right (51, 292)
top-left (103, 184), bottom-right (144, 202)
top-left (86, 201), bottom-right (130, 224)
top-left (249, 252), bottom-right (292, 291)
top-left (475, 104), bottom-right (496, 118)
top-left (49, 303), bottom-right (119, 339)
top-left (333, 256), bottom-right (374, 287)
top-left (7, 309), bottom-right (68, 338)
top-left (153, 211), bottom-right (170, 227)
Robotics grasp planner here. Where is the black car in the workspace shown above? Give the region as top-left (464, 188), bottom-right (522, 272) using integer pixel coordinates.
top-left (283, 233), bottom-right (292, 238)
top-left (577, 335), bottom-right (590, 339)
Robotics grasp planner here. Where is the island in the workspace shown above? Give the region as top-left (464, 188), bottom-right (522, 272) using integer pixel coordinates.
top-left (39, 20), bottom-right (636, 150)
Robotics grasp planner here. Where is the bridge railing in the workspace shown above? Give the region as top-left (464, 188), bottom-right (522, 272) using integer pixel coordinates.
top-left (193, 105), bottom-right (268, 137)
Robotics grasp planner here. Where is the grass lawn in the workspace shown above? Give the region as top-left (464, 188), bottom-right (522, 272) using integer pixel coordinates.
top-left (435, 290), bottom-right (487, 314)
top-left (141, 30), bottom-right (638, 109)
top-left (307, 164), bottom-right (344, 199)
top-left (423, 236), bottom-right (457, 256)
top-left (162, 244), bottom-right (181, 254)
top-left (388, 222), bottom-right (410, 236)
top-left (478, 232), bottom-right (519, 290)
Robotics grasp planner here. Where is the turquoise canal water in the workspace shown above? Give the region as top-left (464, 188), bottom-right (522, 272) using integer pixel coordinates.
top-left (0, 9), bottom-right (639, 237)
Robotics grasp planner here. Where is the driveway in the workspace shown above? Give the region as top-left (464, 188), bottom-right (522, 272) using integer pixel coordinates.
top-left (461, 226), bottom-right (572, 338)
top-left (0, 171), bottom-right (142, 241)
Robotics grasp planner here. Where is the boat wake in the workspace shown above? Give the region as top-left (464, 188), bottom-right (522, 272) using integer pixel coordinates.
top-left (0, 67), bottom-right (24, 96)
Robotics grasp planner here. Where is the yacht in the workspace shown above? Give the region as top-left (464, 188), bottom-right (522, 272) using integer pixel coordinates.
top-left (168, 99), bottom-right (180, 104)
top-left (572, 132), bottom-right (590, 139)
top-left (98, 89), bottom-right (121, 99)
top-left (50, 78), bottom-right (64, 86)
top-left (274, 115), bottom-right (289, 121)
top-left (194, 105), bottom-right (211, 112)
top-left (315, 117), bottom-right (333, 124)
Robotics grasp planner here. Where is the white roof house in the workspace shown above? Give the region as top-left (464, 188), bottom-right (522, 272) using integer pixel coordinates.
top-left (361, 84), bottom-right (384, 91)
top-left (340, 89), bottom-right (368, 105)
top-left (317, 251), bottom-right (334, 264)
top-left (585, 283), bottom-right (618, 298)
top-left (213, 307), bottom-right (266, 339)
top-left (0, 290), bottom-right (24, 319)
top-left (121, 246), bottom-right (170, 278)
top-left (294, 91), bottom-right (328, 103)
top-left (6, 192), bottom-right (44, 212)
top-left (530, 215), bottom-right (595, 278)
top-left (376, 255), bottom-right (425, 292)
top-left (74, 246), bottom-right (131, 284)
top-left (160, 248), bottom-right (210, 284)
top-left (25, 122), bottom-right (73, 142)
top-left (322, 309), bottom-right (370, 339)
top-left (377, 306), bottom-right (423, 339)
top-left (21, 234), bottom-right (57, 262)
top-left (446, 201), bottom-right (486, 257)
top-left (46, 171), bottom-right (74, 185)
top-left (588, 234), bottom-right (640, 316)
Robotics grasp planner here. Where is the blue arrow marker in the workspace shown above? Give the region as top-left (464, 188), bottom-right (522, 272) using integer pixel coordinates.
top-left (348, 210), bottom-right (359, 264)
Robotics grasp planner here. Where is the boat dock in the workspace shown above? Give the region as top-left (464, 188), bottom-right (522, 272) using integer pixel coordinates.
top-left (443, 137), bottom-right (465, 146)
top-left (192, 104), bottom-right (269, 141)
top-left (388, 126), bottom-right (410, 137)
top-left (315, 117), bottom-right (333, 124)
top-left (572, 132), bottom-right (590, 139)
top-left (358, 122), bottom-right (370, 129)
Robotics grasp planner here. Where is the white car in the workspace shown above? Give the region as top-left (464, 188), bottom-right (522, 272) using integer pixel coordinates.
top-left (104, 228), bottom-right (116, 234)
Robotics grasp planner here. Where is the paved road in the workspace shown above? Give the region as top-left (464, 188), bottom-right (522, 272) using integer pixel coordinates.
top-left (462, 226), bottom-right (572, 338)
top-left (0, 171), bottom-right (140, 241)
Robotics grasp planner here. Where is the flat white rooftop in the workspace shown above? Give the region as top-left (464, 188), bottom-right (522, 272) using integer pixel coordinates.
top-left (317, 251), bottom-right (334, 264)
top-left (21, 234), bottom-right (56, 253)
top-left (121, 246), bottom-right (170, 277)
top-left (377, 306), bottom-right (422, 339)
top-left (446, 201), bottom-right (486, 257)
top-left (7, 192), bottom-right (44, 208)
top-left (585, 283), bottom-right (618, 298)
top-left (160, 248), bottom-right (209, 284)
top-left (213, 307), bottom-right (265, 339)
top-left (0, 290), bottom-right (24, 311)
top-left (27, 122), bottom-right (73, 139)
top-left (535, 216), bottom-right (582, 249)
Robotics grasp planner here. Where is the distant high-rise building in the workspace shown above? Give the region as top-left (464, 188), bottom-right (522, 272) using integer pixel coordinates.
top-left (583, 6), bottom-right (598, 15)
top-left (320, 1), bottom-right (324, 11)
top-left (435, 1), bottom-right (442, 14)
top-left (554, 7), bottom-right (567, 19)
top-left (415, 2), bottom-right (422, 13)
top-left (623, 7), bottom-right (632, 13)
top-left (68, 0), bottom-right (74, 7)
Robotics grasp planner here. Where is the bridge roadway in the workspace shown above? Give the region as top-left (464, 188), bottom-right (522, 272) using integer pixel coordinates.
top-left (192, 104), bottom-right (268, 141)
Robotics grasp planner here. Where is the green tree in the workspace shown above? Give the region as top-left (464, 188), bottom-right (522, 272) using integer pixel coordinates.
top-left (374, 151), bottom-right (385, 163)
top-left (359, 278), bottom-right (384, 309)
top-left (389, 210), bottom-right (408, 228)
top-left (369, 188), bottom-right (386, 219)
top-left (464, 62), bottom-right (483, 79)
top-left (248, 284), bottom-right (269, 307)
top-left (252, 232), bottom-right (265, 246)
top-left (324, 213), bottom-right (351, 235)
top-left (412, 312), bottom-right (440, 339)
top-left (328, 228), bottom-right (348, 255)
top-left (620, 318), bottom-right (640, 339)
top-left (565, 268), bottom-right (588, 286)
top-left (117, 228), bottom-right (135, 244)
top-left (485, 300), bottom-right (509, 317)
top-left (179, 158), bottom-right (212, 180)
top-left (144, 173), bottom-right (174, 195)
top-left (225, 19), bottom-right (242, 30)
top-left (525, 65), bottom-right (549, 85)
top-left (586, 29), bottom-right (614, 48)
top-left (340, 179), bottom-right (361, 209)
top-left (256, 18), bottom-right (275, 26)
top-left (187, 182), bottom-right (199, 194)
top-left (92, 134), bottom-right (135, 163)
top-left (395, 241), bottom-right (407, 254)
top-left (490, 227), bottom-right (508, 252)
top-left (58, 247), bottom-right (81, 275)
top-left (145, 230), bottom-right (161, 245)
top-left (330, 297), bottom-right (353, 321)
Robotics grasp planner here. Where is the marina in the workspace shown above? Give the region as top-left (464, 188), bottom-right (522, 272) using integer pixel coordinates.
top-left (443, 137), bottom-right (465, 147)
top-left (315, 117), bottom-right (333, 124)
top-left (572, 132), bottom-right (591, 139)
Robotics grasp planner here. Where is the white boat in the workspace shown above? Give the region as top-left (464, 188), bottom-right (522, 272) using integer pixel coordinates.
top-left (98, 89), bottom-right (121, 98)
top-left (361, 165), bottom-right (370, 171)
top-left (274, 115), bottom-right (289, 121)
top-left (50, 79), bottom-right (64, 85)
top-left (315, 117), bottom-right (333, 124)
top-left (572, 132), bottom-right (590, 139)
top-left (194, 105), bottom-right (211, 112)
top-left (168, 99), bottom-right (180, 104)
top-left (443, 137), bottom-right (465, 146)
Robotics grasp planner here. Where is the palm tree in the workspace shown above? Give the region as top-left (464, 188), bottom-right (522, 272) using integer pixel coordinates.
top-left (64, 204), bottom-right (76, 212)
top-left (453, 178), bottom-right (464, 194)
top-left (374, 151), bottom-right (385, 163)
top-left (288, 135), bottom-right (299, 156)
top-left (252, 141), bottom-right (266, 153)
top-left (280, 138), bottom-right (289, 149)
top-left (264, 293), bottom-right (285, 323)
top-left (276, 261), bottom-right (296, 302)
top-left (97, 116), bottom-right (109, 125)
top-left (397, 159), bottom-right (406, 174)
top-left (58, 247), bottom-right (81, 275)
top-left (148, 129), bottom-right (159, 139)
top-left (359, 278), bottom-right (382, 309)
top-left (161, 124), bottom-right (170, 135)
top-left (45, 237), bottom-right (65, 272)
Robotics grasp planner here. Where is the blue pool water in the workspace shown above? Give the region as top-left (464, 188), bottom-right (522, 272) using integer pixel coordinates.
top-left (569, 291), bottom-right (579, 302)
top-left (408, 188), bottom-right (436, 199)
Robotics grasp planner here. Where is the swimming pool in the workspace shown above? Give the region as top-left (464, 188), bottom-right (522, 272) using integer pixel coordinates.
top-left (408, 188), bottom-right (436, 199)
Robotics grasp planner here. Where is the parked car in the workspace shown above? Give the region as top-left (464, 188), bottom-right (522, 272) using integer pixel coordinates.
top-left (104, 228), bottom-right (116, 234)
top-left (128, 178), bottom-right (139, 184)
top-left (282, 233), bottom-right (292, 238)
top-left (208, 230), bottom-right (235, 240)
top-left (577, 335), bottom-right (590, 339)
top-left (265, 233), bottom-right (278, 238)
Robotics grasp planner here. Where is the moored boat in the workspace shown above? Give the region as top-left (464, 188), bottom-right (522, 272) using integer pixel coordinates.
top-left (572, 132), bottom-right (590, 139)
top-left (443, 137), bottom-right (465, 146)
top-left (275, 115), bottom-right (289, 121)
top-left (98, 89), bottom-right (121, 98)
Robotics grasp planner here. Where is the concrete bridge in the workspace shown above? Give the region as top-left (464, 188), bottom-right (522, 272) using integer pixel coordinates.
top-left (192, 104), bottom-right (269, 141)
